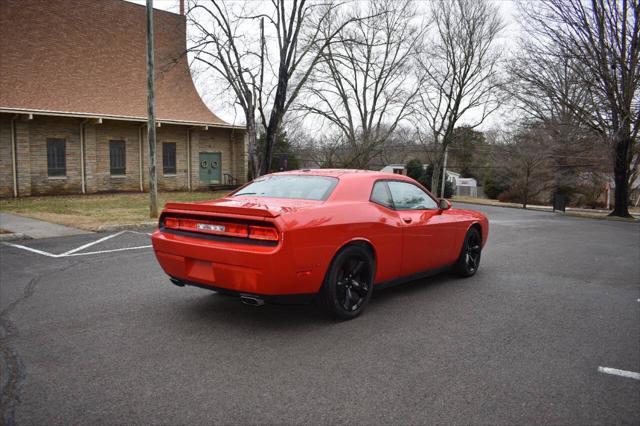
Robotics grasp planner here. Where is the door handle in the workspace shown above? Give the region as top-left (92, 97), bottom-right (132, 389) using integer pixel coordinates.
top-left (402, 217), bottom-right (412, 223)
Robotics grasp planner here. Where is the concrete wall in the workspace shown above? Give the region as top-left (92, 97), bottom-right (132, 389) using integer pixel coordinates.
top-left (0, 113), bottom-right (246, 197)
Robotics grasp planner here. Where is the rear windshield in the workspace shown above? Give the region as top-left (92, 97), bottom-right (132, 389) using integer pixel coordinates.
top-left (232, 175), bottom-right (338, 201)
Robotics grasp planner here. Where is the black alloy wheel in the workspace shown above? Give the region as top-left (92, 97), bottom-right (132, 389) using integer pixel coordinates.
top-left (454, 227), bottom-right (482, 277)
top-left (320, 245), bottom-right (375, 320)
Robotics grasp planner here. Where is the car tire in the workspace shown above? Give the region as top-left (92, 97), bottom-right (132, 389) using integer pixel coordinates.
top-left (454, 227), bottom-right (482, 277)
top-left (319, 244), bottom-right (375, 320)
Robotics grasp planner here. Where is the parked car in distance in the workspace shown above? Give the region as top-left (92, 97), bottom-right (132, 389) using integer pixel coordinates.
top-left (151, 169), bottom-right (489, 319)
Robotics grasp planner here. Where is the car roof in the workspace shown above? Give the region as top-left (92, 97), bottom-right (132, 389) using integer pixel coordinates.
top-left (271, 169), bottom-right (405, 180)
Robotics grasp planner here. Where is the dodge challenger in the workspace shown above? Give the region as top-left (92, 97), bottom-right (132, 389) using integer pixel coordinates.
top-left (151, 169), bottom-right (488, 319)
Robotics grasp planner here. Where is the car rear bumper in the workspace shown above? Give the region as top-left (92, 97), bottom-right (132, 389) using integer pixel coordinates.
top-left (151, 229), bottom-right (322, 297)
top-left (167, 276), bottom-right (315, 304)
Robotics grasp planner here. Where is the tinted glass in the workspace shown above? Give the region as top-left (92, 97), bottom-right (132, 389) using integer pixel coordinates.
top-left (370, 181), bottom-right (393, 208)
top-left (387, 181), bottom-right (438, 210)
top-left (233, 175), bottom-right (338, 201)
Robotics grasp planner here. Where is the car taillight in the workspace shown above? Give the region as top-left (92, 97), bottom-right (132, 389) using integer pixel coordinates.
top-left (164, 217), bottom-right (180, 229)
top-left (162, 217), bottom-right (278, 241)
top-left (248, 225), bottom-right (279, 241)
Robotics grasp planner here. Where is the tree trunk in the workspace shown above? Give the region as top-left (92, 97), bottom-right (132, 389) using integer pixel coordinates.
top-left (610, 136), bottom-right (631, 217)
top-left (245, 121), bottom-right (259, 180)
top-left (522, 169), bottom-right (529, 209)
top-left (258, 86), bottom-right (287, 175)
top-left (431, 163), bottom-right (441, 197)
top-left (259, 128), bottom-right (277, 176)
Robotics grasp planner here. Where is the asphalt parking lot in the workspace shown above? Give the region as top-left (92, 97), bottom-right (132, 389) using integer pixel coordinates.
top-left (1, 204), bottom-right (639, 425)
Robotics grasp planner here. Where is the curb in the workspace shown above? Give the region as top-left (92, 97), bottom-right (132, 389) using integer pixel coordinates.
top-left (453, 199), bottom-right (639, 222)
top-left (559, 212), bottom-right (639, 222)
top-left (0, 233), bottom-right (31, 242)
top-left (95, 221), bottom-right (157, 232)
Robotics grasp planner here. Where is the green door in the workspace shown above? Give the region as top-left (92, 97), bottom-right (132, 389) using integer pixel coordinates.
top-left (199, 152), bottom-right (222, 184)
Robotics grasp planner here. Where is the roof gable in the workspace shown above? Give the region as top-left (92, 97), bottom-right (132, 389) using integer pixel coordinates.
top-left (0, 0), bottom-right (228, 126)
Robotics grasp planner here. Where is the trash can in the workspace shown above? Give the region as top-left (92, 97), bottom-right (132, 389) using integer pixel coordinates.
top-left (553, 194), bottom-right (567, 212)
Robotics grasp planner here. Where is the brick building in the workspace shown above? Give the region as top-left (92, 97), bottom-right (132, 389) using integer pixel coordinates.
top-left (0, 0), bottom-right (246, 197)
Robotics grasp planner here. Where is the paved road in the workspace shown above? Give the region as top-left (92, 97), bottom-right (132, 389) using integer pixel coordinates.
top-left (1, 204), bottom-right (638, 425)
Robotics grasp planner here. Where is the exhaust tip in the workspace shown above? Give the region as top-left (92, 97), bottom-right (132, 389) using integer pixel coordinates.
top-left (240, 295), bottom-right (265, 307)
top-left (170, 278), bottom-right (186, 287)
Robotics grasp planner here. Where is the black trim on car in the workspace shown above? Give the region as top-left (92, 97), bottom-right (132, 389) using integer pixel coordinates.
top-left (373, 265), bottom-right (454, 291)
top-left (169, 277), bottom-right (315, 304)
top-left (160, 227), bottom-right (279, 247)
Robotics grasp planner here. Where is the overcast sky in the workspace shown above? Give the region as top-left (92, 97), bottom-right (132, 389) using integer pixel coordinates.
top-left (127, 0), bottom-right (522, 131)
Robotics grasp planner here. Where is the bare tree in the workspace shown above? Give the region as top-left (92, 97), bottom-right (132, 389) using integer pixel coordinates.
top-left (300, 0), bottom-right (424, 169)
top-left (519, 0), bottom-right (640, 217)
top-left (416, 0), bottom-right (504, 197)
top-left (508, 51), bottom-right (591, 125)
top-left (188, 0), bottom-right (352, 177)
top-left (497, 127), bottom-right (555, 208)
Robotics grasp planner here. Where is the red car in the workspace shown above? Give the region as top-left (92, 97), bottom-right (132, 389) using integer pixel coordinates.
top-left (152, 169), bottom-right (488, 319)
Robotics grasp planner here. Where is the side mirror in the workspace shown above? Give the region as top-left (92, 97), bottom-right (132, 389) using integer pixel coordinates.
top-left (438, 198), bottom-right (451, 210)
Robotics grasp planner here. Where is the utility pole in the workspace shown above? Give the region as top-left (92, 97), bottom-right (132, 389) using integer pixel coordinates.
top-left (146, 0), bottom-right (158, 218)
top-left (440, 147), bottom-right (448, 198)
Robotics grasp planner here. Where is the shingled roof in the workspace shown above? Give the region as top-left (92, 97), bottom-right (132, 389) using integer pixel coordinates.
top-left (0, 0), bottom-right (232, 127)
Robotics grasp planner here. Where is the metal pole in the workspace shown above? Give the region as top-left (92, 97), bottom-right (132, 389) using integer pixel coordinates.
top-left (80, 119), bottom-right (88, 194)
top-left (440, 146), bottom-right (448, 198)
top-left (146, 0), bottom-right (158, 218)
top-left (10, 115), bottom-right (18, 197)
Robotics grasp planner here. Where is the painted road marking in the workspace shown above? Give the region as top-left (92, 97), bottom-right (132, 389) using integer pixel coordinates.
top-left (597, 366), bottom-right (640, 380)
top-left (64, 245), bottom-right (152, 257)
top-left (60, 231), bottom-right (125, 255)
top-left (2, 231), bottom-right (152, 258)
top-left (2, 243), bottom-right (62, 258)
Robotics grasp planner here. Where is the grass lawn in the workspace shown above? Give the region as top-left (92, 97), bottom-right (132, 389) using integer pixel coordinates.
top-left (0, 191), bottom-right (229, 231)
top-left (452, 196), bottom-right (525, 209)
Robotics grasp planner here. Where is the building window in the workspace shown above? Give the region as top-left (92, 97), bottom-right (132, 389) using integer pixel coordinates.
top-left (163, 142), bottom-right (176, 175)
top-left (47, 138), bottom-right (66, 176)
top-left (109, 140), bottom-right (126, 175)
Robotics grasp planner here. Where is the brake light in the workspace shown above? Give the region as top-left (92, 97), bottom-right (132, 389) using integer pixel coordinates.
top-left (248, 225), bottom-right (279, 241)
top-left (164, 217), bottom-right (180, 229)
top-left (162, 217), bottom-right (278, 241)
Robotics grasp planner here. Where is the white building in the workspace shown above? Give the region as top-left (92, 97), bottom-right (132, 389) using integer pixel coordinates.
top-left (380, 165), bottom-right (478, 197)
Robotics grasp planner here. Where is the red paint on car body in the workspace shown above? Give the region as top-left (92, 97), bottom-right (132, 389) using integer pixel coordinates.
top-left (151, 169), bottom-right (489, 297)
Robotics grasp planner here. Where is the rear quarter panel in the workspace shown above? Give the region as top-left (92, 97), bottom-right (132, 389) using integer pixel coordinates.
top-left (278, 200), bottom-right (404, 289)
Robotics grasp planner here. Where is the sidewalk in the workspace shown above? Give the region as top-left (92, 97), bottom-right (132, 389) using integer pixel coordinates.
top-left (0, 212), bottom-right (91, 240)
top-left (452, 197), bottom-right (640, 220)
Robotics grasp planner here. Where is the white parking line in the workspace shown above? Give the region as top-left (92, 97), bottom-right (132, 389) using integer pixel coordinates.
top-left (60, 231), bottom-right (125, 255)
top-left (64, 245), bottom-right (152, 257)
top-left (2, 231), bottom-right (152, 258)
top-left (597, 366), bottom-right (640, 380)
top-left (2, 242), bottom-right (62, 258)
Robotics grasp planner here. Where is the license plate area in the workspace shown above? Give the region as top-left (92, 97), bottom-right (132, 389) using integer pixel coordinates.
top-left (186, 258), bottom-right (215, 282)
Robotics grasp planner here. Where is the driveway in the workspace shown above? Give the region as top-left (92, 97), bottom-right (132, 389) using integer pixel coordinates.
top-left (1, 204), bottom-right (638, 424)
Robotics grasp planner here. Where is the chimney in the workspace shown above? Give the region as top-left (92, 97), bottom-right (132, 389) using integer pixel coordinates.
top-left (179, 0), bottom-right (184, 16)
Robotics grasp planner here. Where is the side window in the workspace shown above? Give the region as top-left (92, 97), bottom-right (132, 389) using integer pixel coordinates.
top-left (109, 140), bottom-right (126, 176)
top-left (163, 142), bottom-right (176, 175)
top-left (387, 181), bottom-right (438, 210)
top-left (370, 181), bottom-right (394, 209)
top-left (47, 138), bottom-right (66, 176)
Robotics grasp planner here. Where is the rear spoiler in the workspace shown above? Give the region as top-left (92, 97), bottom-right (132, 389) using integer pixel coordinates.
top-left (163, 202), bottom-right (279, 218)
